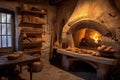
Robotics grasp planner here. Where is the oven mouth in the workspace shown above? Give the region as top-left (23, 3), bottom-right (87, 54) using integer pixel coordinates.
top-left (66, 20), bottom-right (113, 50)
top-left (63, 20), bottom-right (116, 58)
top-left (73, 28), bottom-right (102, 50)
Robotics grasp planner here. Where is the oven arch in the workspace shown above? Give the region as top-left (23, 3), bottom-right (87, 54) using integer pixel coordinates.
top-left (67, 20), bottom-right (112, 37)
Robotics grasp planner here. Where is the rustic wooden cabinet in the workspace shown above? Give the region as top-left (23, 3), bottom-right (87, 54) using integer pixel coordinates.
top-left (18, 9), bottom-right (47, 57)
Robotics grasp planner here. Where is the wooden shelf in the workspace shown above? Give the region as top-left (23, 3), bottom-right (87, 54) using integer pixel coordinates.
top-left (22, 10), bottom-right (47, 15)
top-left (24, 49), bottom-right (41, 54)
top-left (25, 32), bottom-right (43, 37)
top-left (18, 6), bottom-right (47, 57)
top-left (22, 42), bottom-right (42, 45)
top-left (26, 32), bottom-right (43, 34)
top-left (17, 10), bottom-right (47, 17)
top-left (19, 22), bottom-right (44, 27)
top-left (20, 27), bottom-right (43, 32)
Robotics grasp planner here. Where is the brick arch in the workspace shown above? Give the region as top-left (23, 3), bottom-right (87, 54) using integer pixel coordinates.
top-left (67, 20), bottom-right (112, 36)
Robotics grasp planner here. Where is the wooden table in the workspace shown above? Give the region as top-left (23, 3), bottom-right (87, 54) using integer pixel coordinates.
top-left (0, 54), bottom-right (39, 80)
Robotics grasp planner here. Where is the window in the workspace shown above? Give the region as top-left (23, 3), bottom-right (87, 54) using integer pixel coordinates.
top-left (0, 8), bottom-right (16, 53)
top-left (0, 13), bottom-right (12, 48)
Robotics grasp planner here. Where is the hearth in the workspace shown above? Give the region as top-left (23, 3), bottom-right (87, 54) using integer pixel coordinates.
top-left (55, 0), bottom-right (120, 80)
top-left (57, 21), bottom-right (117, 79)
top-left (60, 0), bottom-right (120, 59)
top-left (58, 19), bottom-right (118, 80)
top-left (62, 20), bottom-right (116, 58)
top-left (75, 28), bottom-right (102, 49)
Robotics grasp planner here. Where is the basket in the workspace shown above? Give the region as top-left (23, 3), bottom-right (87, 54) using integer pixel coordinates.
top-left (7, 53), bottom-right (21, 60)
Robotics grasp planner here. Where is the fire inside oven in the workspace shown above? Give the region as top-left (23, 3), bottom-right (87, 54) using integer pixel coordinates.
top-left (72, 27), bottom-right (116, 58)
top-left (73, 28), bottom-right (102, 49)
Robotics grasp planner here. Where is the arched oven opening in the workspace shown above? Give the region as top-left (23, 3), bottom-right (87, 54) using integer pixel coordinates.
top-left (73, 28), bottom-right (102, 49)
top-left (67, 20), bottom-right (116, 58)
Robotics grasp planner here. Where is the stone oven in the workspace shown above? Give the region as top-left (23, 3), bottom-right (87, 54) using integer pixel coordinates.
top-left (68, 20), bottom-right (112, 49)
top-left (60, 0), bottom-right (120, 56)
top-left (56, 0), bottom-right (120, 80)
top-left (58, 19), bottom-right (117, 80)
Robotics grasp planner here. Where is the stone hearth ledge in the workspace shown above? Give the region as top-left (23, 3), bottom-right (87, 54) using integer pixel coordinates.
top-left (57, 48), bottom-right (116, 65)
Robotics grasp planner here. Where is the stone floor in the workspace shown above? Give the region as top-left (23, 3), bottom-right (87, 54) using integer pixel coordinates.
top-left (20, 49), bottom-right (97, 80)
top-left (20, 63), bottom-right (96, 80)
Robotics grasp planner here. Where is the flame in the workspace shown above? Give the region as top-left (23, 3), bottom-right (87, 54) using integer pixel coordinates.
top-left (93, 33), bottom-right (99, 43)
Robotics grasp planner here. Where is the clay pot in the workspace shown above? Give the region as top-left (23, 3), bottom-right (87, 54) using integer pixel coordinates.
top-left (28, 61), bottom-right (43, 72)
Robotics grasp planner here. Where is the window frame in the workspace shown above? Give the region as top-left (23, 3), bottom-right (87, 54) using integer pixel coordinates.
top-left (0, 13), bottom-right (13, 47)
top-left (0, 5), bottom-right (18, 54)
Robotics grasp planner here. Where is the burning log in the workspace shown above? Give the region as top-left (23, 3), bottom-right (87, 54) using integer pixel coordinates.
top-left (79, 37), bottom-right (100, 48)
